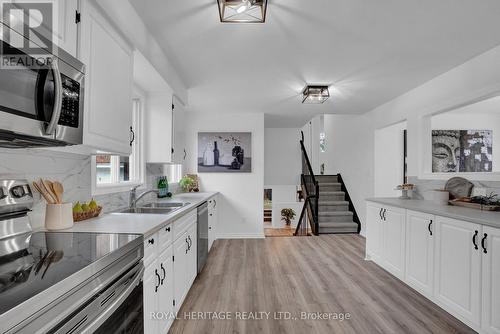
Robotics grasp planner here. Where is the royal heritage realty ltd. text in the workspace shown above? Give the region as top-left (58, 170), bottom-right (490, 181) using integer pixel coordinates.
top-left (150, 311), bottom-right (352, 321)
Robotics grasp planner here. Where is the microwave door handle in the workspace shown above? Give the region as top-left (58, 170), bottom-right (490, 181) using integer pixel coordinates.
top-left (44, 60), bottom-right (63, 136)
top-left (79, 265), bottom-right (145, 334)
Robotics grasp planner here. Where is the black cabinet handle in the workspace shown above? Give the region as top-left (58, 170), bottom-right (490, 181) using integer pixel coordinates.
top-left (185, 238), bottom-right (189, 254)
top-left (148, 238), bottom-right (155, 245)
top-left (183, 149), bottom-right (187, 160)
top-left (382, 209), bottom-right (387, 221)
top-left (481, 233), bottom-right (488, 254)
top-left (165, 226), bottom-right (171, 232)
top-left (155, 269), bottom-right (160, 292)
top-left (209, 226), bottom-right (212, 230)
top-left (428, 220), bottom-right (433, 236)
top-left (379, 208), bottom-right (383, 220)
top-left (209, 213), bottom-right (213, 217)
top-left (472, 230), bottom-right (479, 250)
top-left (129, 126), bottom-right (135, 147)
top-left (160, 263), bottom-right (166, 285)
top-left (188, 236), bottom-right (192, 250)
top-left (213, 199), bottom-right (217, 208)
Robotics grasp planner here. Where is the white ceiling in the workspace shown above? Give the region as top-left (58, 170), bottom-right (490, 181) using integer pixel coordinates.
top-left (130, 0), bottom-right (500, 127)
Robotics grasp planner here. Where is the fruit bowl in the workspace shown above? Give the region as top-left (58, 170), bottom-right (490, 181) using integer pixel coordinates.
top-left (73, 206), bottom-right (103, 222)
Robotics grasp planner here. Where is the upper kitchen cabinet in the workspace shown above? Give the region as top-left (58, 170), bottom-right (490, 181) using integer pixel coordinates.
top-left (146, 93), bottom-right (173, 163)
top-left (78, 0), bottom-right (133, 155)
top-left (172, 96), bottom-right (187, 164)
top-left (1, 0), bottom-right (80, 57)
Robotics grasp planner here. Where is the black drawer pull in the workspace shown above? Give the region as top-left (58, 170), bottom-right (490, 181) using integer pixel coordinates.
top-left (472, 230), bottom-right (479, 250)
top-left (160, 263), bottom-right (166, 285)
top-left (428, 220), bottom-right (433, 236)
top-left (481, 233), bottom-right (488, 254)
top-left (379, 208), bottom-right (383, 220)
top-left (155, 269), bottom-right (160, 292)
top-left (148, 238), bottom-right (155, 245)
top-left (165, 226), bottom-right (171, 232)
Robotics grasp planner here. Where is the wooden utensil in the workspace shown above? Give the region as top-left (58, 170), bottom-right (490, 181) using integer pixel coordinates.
top-left (51, 181), bottom-right (64, 204)
top-left (32, 181), bottom-right (55, 204)
top-left (40, 179), bottom-right (57, 204)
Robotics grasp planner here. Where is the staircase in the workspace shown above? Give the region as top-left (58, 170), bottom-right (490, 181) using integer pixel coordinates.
top-left (316, 175), bottom-right (359, 234)
top-left (263, 209), bottom-right (272, 224)
top-left (295, 130), bottom-right (360, 236)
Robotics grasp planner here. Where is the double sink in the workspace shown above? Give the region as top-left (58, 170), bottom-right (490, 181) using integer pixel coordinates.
top-left (118, 202), bottom-right (190, 214)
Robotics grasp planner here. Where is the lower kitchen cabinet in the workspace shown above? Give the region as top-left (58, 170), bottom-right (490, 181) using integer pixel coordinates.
top-left (434, 217), bottom-right (481, 327)
top-left (208, 196), bottom-right (218, 251)
top-left (381, 207), bottom-right (406, 279)
top-left (405, 210), bottom-right (434, 297)
top-left (482, 226), bottom-right (500, 334)
top-left (366, 200), bottom-right (500, 333)
top-left (173, 218), bottom-right (197, 311)
top-left (365, 203), bottom-right (406, 279)
top-left (158, 245), bottom-right (174, 334)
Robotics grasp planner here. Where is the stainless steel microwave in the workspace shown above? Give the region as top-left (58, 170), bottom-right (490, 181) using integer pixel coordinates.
top-left (0, 24), bottom-right (84, 148)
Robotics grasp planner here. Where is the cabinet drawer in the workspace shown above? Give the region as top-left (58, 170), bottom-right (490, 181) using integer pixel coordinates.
top-left (174, 210), bottom-right (197, 241)
top-left (144, 232), bottom-right (158, 267)
top-left (159, 223), bottom-right (174, 248)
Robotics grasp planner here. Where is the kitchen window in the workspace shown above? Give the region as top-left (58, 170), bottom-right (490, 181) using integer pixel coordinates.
top-left (92, 98), bottom-right (144, 194)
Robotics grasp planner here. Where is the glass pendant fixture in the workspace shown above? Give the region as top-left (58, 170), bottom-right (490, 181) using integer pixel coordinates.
top-left (217, 0), bottom-right (268, 23)
top-left (302, 86), bottom-right (330, 104)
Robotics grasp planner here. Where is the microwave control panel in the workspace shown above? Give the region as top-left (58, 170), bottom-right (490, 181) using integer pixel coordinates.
top-left (58, 75), bottom-right (80, 128)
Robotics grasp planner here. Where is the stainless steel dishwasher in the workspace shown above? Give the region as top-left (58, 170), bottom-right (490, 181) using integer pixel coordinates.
top-left (197, 202), bottom-right (208, 273)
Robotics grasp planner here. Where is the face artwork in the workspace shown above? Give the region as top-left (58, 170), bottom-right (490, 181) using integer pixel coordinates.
top-left (432, 130), bottom-right (460, 172)
top-left (432, 130), bottom-right (493, 173)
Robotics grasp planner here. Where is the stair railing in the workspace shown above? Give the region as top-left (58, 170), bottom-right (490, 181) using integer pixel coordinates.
top-left (295, 131), bottom-right (319, 236)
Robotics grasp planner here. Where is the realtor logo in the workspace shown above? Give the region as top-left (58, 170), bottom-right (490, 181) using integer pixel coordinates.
top-left (1, 0), bottom-right (56, 69)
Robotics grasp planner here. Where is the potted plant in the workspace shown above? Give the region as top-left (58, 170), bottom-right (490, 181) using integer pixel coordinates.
top-left (281, 208), bottom-right (296, 226)
top-left (179, 176), bottom-right (194, 192)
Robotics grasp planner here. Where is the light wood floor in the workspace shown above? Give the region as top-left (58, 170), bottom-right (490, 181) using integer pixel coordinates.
top-left (168, 235), bottom-right (475, 334)
top-left (264, 227), bottom-right (295, 237)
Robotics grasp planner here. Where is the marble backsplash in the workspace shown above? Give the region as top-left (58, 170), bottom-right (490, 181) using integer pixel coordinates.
top-left (0, 148), bottom-right (179, 229)
top-left (408, 176), bottom-right (500, 200)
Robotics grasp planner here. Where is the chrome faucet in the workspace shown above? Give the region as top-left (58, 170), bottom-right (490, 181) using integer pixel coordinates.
top-left (129, 185), bottom-right (159, 208)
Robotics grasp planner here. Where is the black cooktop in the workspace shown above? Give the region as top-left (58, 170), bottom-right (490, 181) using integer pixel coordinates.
top-left (0, 231), bottom-right (141, 316)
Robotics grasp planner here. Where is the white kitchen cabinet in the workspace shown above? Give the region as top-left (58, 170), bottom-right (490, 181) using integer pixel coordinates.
top-left (482, 226), bottom-right (500, 334)
top-left (143, 258), bottom-right (159, 334)
top-left (381, 206), bottom-right (406, 279)
top-left (55, 0), bottom-right (80, 57)
top-left (365, 203), bottom-right (383, 262)
top-left (365, 202), bottom-right (405, 279)
top-left (146, 93), bottom-right (173, 163)
top-left (208, 196), bottom-right (218, 251)
top-left (173, 217), bottom-right (197, 311)
top-left (405, 210), bottom-right (435, 297)
top-left (434, 216), bottom-right (481, 327)
top-left (3, 0), bottom-right (79, 57)
top-left (173, 234), bottom-right (188, 310)
top-left (158, 245), bottom-right (174, 334)
top-left (172, 96), bottom-right (187, 164)
top-left (78, 0), bottom-right (133, 155)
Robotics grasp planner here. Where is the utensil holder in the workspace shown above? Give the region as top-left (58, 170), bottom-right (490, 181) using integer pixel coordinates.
top-left (45, 203), bottom-right (74, 230)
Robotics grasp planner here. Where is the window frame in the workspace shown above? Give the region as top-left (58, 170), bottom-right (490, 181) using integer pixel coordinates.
top-left (91, 97), bottom-right (145, 195)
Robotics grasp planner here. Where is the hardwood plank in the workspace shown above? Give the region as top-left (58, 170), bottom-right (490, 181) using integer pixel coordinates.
top-left (168, 235), bottom-right (476, 334)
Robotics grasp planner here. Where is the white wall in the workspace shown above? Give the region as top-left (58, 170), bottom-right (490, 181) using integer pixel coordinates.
top-left (264, 128), bottom-right (301, 185)
top-left (322, 44), bottom-right (500, 234)
top-left (184, 112), bottom-right (265, 238)
top-left (374, 121), bottom-right (407, 197)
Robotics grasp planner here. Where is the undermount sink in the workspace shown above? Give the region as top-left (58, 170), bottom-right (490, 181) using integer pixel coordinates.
top-left (118, 207), bottom-right (177, 214)
top-left (142, 202), bottom-right (190, 209)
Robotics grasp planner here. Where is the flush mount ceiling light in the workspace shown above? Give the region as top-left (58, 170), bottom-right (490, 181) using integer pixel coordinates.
top-left (217, 0), bottom-right (268, 23)
top-left (302, 85), bottom-right (330, 104)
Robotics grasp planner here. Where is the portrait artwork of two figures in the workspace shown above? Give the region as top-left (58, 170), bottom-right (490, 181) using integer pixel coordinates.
top-left (198, 132), bottom-right (252, 173)
top-left (432, 130), bottom-right (493, 173)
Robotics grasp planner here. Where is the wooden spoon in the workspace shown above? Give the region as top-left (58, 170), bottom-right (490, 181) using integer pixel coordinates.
top-left (51, 181), bottom-right (64, 204)
top-left (32, 181), bottom-right (55, 204)
top-left (40, 179), bottom-right (57, 204)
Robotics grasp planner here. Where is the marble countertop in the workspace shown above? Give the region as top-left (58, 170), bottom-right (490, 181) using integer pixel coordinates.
top-left (366, 197), bottom-right (500, 229)
top-left (65, 192), bottom-right (218, 237)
